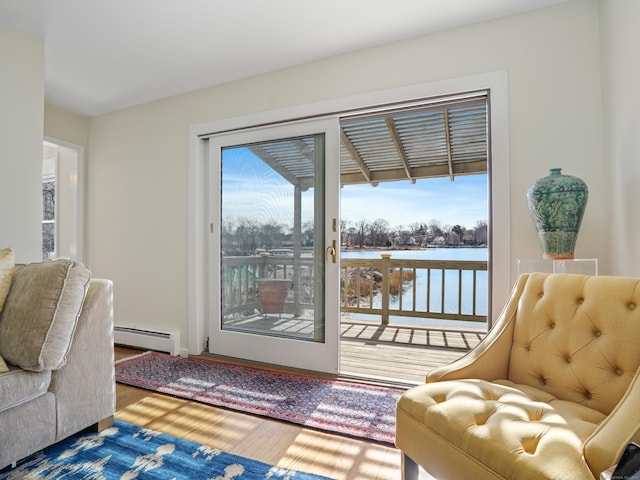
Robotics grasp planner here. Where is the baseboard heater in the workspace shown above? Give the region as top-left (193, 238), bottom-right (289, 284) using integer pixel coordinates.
top-left (114, 326), bottom-right (180, 356)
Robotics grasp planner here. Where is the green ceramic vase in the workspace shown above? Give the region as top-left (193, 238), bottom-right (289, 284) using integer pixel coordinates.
top-left (526, 168), bottom-right (588, 259)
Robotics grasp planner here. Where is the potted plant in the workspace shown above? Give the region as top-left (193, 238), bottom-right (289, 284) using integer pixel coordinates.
top-left (257, 278), bottom-right (290, 314)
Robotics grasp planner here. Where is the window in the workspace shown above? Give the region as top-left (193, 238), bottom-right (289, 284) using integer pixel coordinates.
top-left (42, 153), bottom-right (57, 261)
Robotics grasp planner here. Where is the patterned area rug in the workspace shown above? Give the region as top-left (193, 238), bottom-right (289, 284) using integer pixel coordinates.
top-left (115, 351), bottom-right (405, 444)
top-left (0, 420), bottom-right (331, 479)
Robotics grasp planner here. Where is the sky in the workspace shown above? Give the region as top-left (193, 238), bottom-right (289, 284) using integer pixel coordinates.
top-left (340, 174), bottom-right (488, 229)
top-left (221, 145), bottom-right (488, 231)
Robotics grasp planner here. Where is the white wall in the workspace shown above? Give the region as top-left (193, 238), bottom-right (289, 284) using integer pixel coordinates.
top-left (600, 0), bottom-right (640, 277)
top-left (0, 24), bottom-right (44, 263)
top-left (83, 0), bottom-right (605, 348)
top-left (44, 104), bottom-right (89, 148)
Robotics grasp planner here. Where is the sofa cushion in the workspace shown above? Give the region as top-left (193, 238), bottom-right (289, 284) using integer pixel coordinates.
top-left (0, 365), bottom-right (51, 413)
top-left (0, 247), bottom-right (14, 313)
top-left (398, 378), bottom-right (603, 479)
top-left (0, 260), bottom-right (91, 372)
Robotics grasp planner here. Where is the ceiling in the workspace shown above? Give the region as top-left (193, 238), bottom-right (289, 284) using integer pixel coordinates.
top-left (0, 0), bottom-right (567, 118)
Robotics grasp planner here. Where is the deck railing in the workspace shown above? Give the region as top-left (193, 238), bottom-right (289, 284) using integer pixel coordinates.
top-left (340, 253), bottom-right (488, 325)
top-left (222, 252), bottom-right (488, 325)
top-left (221, 254), bottom-right (315, 318)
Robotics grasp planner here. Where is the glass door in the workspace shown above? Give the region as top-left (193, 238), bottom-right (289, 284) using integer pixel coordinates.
top-left (208, 118), bottom-right (340, 373)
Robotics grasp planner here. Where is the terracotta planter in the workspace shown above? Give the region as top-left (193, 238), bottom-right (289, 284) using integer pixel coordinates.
top-left (257, 279), bottom-right (290, 314)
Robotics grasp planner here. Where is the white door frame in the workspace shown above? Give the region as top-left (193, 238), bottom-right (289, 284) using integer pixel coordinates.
top-left (188, 71), bottom-right (510, 357)
top-left (43, 136), bottom-right (85, 262)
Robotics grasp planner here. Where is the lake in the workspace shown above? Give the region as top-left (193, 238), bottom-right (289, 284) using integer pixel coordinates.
top-left (341, 247), bottom-right (488, 329)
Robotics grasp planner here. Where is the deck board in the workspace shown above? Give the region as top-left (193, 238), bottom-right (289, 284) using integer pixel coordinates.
top-left (340, 319), bottom-right (486, 384)
top-left (208, 312), bottom-right (487, 386)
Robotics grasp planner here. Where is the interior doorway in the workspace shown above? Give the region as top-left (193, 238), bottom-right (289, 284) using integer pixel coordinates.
top-left (42, 138), bottom-right (85, 262)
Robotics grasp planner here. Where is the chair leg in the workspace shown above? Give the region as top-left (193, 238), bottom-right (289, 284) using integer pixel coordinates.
top-left (401, 452), bottom-right (420, 480)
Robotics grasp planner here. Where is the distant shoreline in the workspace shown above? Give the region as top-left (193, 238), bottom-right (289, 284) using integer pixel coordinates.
top-left (341, 245), bottom-right (487, 252)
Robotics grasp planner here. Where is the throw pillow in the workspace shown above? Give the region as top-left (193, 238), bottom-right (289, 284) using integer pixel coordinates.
top-left (0, 354), bottom-right (7, 373)
top-left (0, 247), bottom-right (15, 313)
top-left (0, 260), bottom-right (91, 372)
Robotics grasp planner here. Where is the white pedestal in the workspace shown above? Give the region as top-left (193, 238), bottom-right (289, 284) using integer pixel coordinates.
top-left (517, 258), bottom-right (598, 276)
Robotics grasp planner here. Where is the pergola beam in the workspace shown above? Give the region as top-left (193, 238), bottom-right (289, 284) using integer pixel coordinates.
top-left (340, 129), bottom-right (373, 185)
top-left (340, 158), bottom-right (487, 186)
top-left (249, 145), bottom-right (300, 186)
top-left (385, 117), bottom-right (415, 184)
top-left (444, 109), bottom-right (454, 181)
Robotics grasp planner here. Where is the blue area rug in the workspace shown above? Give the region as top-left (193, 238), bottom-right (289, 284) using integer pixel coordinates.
top-left (0, 420), bottom-right (332, 479)
top-left (115, 351), bottom-right (404, 444)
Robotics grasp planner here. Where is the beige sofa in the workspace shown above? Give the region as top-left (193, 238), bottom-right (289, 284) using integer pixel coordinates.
top-left (396, 272), bottom-right (640, 480)
top-left (0, 257), bottom-right (115, 470)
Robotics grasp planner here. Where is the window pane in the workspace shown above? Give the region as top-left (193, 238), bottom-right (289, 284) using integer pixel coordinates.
top-left (43, 181), bottom-right (55, 221)
top-left (219, 134), bottom-right (324, 342)
top-left (42, 222), bottom-right (55, 261)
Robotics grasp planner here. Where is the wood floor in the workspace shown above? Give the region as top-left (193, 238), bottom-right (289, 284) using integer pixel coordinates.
top-left (114, 323), bottom-right (483, 478)
top-left (115, 346), bottom-right (431, 480)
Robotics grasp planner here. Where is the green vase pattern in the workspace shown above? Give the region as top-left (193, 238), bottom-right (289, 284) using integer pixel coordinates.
top-left (526, 168), bottom-right (588, 259)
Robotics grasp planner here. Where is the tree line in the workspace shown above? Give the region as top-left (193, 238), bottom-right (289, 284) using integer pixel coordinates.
top-left (221, 217), bottom-right (488, 256)
top-left (340, 218), bottom-right (488, 248)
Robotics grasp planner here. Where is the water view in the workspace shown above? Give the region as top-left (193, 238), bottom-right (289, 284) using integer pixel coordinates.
top-left (341, 247), bottom-right (488, 329)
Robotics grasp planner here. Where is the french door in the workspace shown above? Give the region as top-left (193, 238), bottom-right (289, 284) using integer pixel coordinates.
top-left (208, 118), bottom-right (340, 373)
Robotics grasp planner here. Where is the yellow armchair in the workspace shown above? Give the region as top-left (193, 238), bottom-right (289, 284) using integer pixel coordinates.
top-left (396, 273), bottom-right (640, 480)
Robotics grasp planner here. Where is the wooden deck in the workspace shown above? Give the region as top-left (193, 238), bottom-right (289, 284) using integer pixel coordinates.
top-left (340, 319), bottom-right (486, 384)
top-left (214, 312), bottom-right (487, 385)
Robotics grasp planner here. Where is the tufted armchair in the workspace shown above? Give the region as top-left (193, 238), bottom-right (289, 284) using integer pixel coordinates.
top-left (396, 273), bottom-right (640, 480)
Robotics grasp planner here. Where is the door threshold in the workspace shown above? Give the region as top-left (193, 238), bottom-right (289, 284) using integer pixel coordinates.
top-left (195, 352), bottom-right (413, 389)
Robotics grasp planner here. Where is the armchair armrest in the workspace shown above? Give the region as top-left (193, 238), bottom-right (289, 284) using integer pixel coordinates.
top-left (426, 274), bottom-right (530, 383)
top-left (585, 369), bottom-right (640, 476)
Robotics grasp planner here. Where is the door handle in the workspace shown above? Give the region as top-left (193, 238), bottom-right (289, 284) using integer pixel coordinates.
top-left (326, 240), bottom-right (337, 264)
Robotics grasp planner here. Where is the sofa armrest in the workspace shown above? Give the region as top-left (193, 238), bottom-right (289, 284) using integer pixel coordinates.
top-left (425, 274), bottom-right (529, 384)
top-left (48, 279), bottom-right (115, 440)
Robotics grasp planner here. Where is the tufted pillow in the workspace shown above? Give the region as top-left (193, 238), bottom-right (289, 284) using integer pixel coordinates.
top-left (0, 260), bottom-right (91, 372)
top-left (0, 247), bottom-right (15, 313)
top-left (0, 355), bottom-right (7, 373)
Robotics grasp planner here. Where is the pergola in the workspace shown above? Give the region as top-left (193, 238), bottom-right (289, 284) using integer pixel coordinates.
top-left (249, 95), bottom-right (488, 189)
